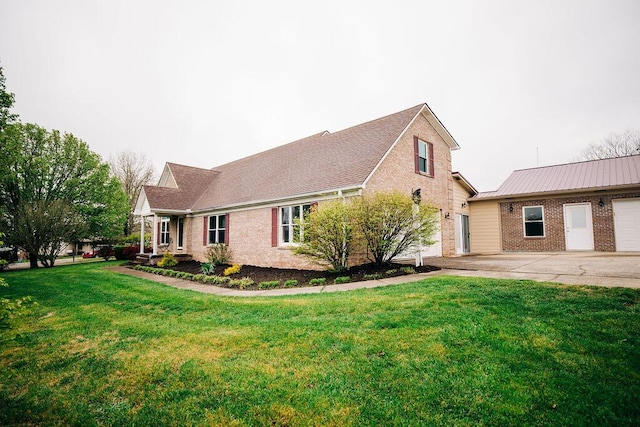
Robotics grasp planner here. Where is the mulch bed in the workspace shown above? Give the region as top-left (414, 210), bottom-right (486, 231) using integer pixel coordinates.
top-left (164, 261), bottom-right (440, 290)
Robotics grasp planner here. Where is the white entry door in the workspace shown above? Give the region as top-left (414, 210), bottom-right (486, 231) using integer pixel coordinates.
top-left (613, 199), bottom-right (640, 251)
top-left (564, 203), bottom-right (594, 251)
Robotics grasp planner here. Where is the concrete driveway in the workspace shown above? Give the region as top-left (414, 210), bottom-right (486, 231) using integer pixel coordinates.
top-left (424, 252), bottom-right (640, 288)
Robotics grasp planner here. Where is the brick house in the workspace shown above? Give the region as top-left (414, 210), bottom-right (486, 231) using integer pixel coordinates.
top-left (468, 155), bottom-right (640, 253)
top-left (134, 103), bottom-right (466, 268)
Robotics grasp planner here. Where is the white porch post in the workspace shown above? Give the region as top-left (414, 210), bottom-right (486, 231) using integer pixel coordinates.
top-left (139, 216), bottom-right (145, 254)
top-left (152, 214), bottom-right (158, 255)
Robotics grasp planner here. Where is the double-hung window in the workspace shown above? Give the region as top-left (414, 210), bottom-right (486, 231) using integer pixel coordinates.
top-left (414, 137), bottom-right (434, 177)
top-left (523, 206), bottom-right (545, 237)
top-left (280, 204), bottom-right (311, 244)
top-left (208, 215), bottom-right (226, 245)
top-left (160, 217), bottom-right (170, 245)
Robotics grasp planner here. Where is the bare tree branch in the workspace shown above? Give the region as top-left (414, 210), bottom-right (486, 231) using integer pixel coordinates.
top-left (580, 129), bottom-right (640, 160)
top-left (108, 150), bottom-right (156, 235)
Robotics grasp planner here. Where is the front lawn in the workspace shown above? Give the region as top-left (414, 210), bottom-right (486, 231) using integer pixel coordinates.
top-left (1, 262), bottom-right (638, 426)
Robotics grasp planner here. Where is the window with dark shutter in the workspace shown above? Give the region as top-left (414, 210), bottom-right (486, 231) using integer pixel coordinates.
top-left (414, 137), bottom-right (434, 177)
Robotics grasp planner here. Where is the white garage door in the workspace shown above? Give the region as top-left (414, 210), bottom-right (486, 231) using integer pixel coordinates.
top-left (613, 199), bottom-right (640, 251)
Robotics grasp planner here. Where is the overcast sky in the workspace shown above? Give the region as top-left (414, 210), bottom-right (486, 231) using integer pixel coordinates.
top-left (1, 0), bottom-right (639, 192)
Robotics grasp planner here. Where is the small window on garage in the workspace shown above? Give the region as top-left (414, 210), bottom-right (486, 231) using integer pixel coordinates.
top-left (523, 206), bottom-right (545, 237)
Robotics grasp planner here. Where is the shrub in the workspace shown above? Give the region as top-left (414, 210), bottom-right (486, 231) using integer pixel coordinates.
top-left (284, 280), bottom-right (298, 287)
top-left (157, 251), bottom-right (178, 268)
top-left (258, 281), bottom-right (280, 290)
top-left (224, 264), bottom-right (241, 276)
top-left (192, 274), bottom-right (206, 282)
top-left (203, 275), bottom-right (230, 285)
top-left (201, 262), bottom-right (215, 275)
top-left (176, 272), bottom-right (192, 280)
top-left (98, 245), bottom-right (114, 261)
top-left (386, 269), bottom-right (398, 275)
top-left (309, 278), bottom-right (326, 286)
top-left (352, 191), bottom-right (438, 266)
top-left (293, 200), bottom-right (355, 272)
top-left (363, 273), bottom-right (382, 280)
top-left (334, 276), bottom-right (350, 284)
top-left (0, 259), bottom-right (8, 271)
top-left (114, 245), bottom-right (125, 260)
top-left (228, 277), bottom-right (254, 289)
top-left (400, 266), bottom-right (416, 275)
top-left (206, 244), bottom-right (233, 266)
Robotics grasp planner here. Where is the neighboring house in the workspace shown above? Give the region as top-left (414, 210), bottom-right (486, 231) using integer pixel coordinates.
top-left (469, 155), bottom-right (640, 253)
top-left (134, 103), bottom-right (465, 268)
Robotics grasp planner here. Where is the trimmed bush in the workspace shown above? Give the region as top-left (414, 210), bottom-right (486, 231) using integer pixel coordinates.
top-left (228, 277), bottom-right (254, 289)
top-left (334, 276), bottom-right (350, 284)
top-left (400, 266), bottom-right (416, 275)
top-left (258, 281), bottom-right (280, 290)
top-left (309, 278), bottom-right (326, 286)
top-left (224, 264), bottom-right (241, 276)
top-left (157, 251), bottom-right (178, 268)
top-left (363, 273), bottom-right (382, 280)
top-left (284, 280), bottom-right (298, 287)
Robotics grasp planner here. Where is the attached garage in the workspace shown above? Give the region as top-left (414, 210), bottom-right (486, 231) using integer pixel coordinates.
top-left (613, 198), bottom-right (640, 251)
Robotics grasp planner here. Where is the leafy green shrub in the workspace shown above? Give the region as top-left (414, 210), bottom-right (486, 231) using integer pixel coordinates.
top-left (363, 273), bottom-right (382, 280)
top-left (293, 200), bottom-right (354, 272)
top-left (157, 251), bottom-right (178, 268)
top-left (386, 269), bottom-right (398, 275)
top-left (192, 274), bottom-right (206, 282)
top-left (334, 276), bottom-right (350, 284)
top-left (353, 191), bottom-right (438, 266)
top-left (284, 280), bottom-right (298, 287)
top-left (258, 281), bottom-right (280, 290)
top-left (201, 262), bottom-right (215, 275)
top-left (309, 278), bottom-right (326, 286)
top-left (400, 266), bottom-right (416, 274)
top-left (0, 259), bottom-right (8, 271)
top-left (224, 264), bottom-right (241, 276)
top-left (228, 277), bottom-right (254, 289)
top-left (176, 272), bottom-right (192, 280)
top-left (203, 275), bottom-right (230, 285)
top-left (206, 244), bottom-right (233, 266)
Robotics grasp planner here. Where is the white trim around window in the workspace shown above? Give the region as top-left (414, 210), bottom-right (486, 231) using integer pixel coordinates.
top-left (523, 206), bottom-right (545, 237)
top-left (280, 204), bottom-right (311, 245)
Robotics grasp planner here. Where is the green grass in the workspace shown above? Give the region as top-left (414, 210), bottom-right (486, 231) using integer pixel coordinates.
top-left (1, 262), bottom-right (639, 426)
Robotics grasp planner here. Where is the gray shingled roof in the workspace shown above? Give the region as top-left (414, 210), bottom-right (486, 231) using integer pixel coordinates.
top-left (474, 155), bottom-right (640, 199)
top-left (143, 163), bottom-right (219, 210)
top-left (143, 103), bottom-right (457, 213)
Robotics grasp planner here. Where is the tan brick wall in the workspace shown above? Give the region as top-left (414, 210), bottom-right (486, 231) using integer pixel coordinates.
top-left (365, 113), bottom-right (456, 256)
top-left (187, 208), bottom-right (326, 270)
top-left (500, 191), bottom-right (640, 252)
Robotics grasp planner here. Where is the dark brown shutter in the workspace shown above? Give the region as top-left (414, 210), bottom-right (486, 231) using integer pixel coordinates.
top-left (224, 214), bottom-right (230, 245)
top-left (428, 142), bottom-right (435, 177)
top-left (203, 216), bottom-right (208, 246)
top-left (157, 221), bottom-right (161, 244)
top-left (413, 136), bottom-right (420, 174)
top-left (271, 208), bottom-right (278, 247)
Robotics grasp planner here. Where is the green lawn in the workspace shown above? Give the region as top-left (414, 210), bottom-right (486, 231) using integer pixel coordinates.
top-left (1, 262), bottom-right (638, 426)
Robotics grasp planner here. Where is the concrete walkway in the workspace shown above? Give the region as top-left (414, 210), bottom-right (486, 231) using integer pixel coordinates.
top-left (110, 252), bottom-right (640, 297)
top-left (425, 252), bottom-right (640, 289)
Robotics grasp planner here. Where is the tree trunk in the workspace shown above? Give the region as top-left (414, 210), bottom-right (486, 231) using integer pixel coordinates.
top-left (29, 253), bottom-right (38, 269)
